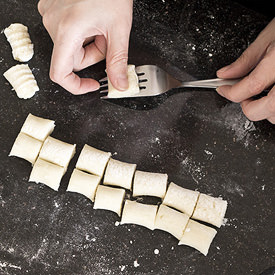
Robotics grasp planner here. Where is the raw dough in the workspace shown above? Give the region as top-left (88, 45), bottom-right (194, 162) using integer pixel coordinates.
top-left (107, 65), bottom-right (140, 98)
top-left (39, 136), bottom-right (76, 169)
top-left (178, 219), bottom-right (217, 256)
top-left (9, 132), bottom-right (42, 164)
top-left (4, 23), bottom-right (34, 62)
top-left (20, 113), bottom-right (55, 141)
top-left (103, 158), bottom-right (136, 190)
top-left (94, 185), bottom-right (126, 216)
top-left (67, 169), bottom-right (101, 202)
top-left (76, 144), bottom-right (111, 177)
top-left (162, 182), bottom-right (199, 216)
top-left (132, 170), bottom-right (168, 198)
top-left (155, 204), bottom-right (189, 240)
top-left (3, 64), bottom-right (39, 99)
top-left (29, 158), bottom-right (64, 191)
top-left (192, 193), bottom-right (228, 228)
top-left (120, 200), bottom-right (158, 230)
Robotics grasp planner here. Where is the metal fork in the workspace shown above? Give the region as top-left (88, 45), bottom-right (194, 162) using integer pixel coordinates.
top-left (99, 65), bottom-right (242, 99)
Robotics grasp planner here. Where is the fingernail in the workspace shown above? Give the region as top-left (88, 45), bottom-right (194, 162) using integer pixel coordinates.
top-left (216, 87), bottom-right (224, 96)
top-left (117, 75), bottom-right (129, 90)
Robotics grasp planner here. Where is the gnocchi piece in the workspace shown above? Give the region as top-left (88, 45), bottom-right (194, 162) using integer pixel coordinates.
top-left (192, 194), bottom-right (228, 228)
top-left (3, 64), bottom-right (39, 99)
top-left (39, 136), bottom-right (76, 169)
top-left (103, 158), bottom-right (136, 190)
top-left (67, 169), bottom-right (101, 202)
top-left (107, 65), bottom-right (140, 98)
top-left (120, 200), bottom-right (158, 230)
top-left (178, 219), bottom-right (217, 256)
top-left (162, 182), bottom-right (199, 216)
top-left (155, 204), bottom-right (189, 240)
top-left (9, 132), bottom-right (42, 164)
top-left (94, 185), bottom-right (125, 216)
top-left (29, 158), bottom-right (64, 191)
top-left (76, 144), bottom-right (111, 177)
top-left (132, 170), bottom-right (168, 199)
top-left (20, 113), bottom-right (55, 142)
top-left (4, 23), bottom-right (34, 62)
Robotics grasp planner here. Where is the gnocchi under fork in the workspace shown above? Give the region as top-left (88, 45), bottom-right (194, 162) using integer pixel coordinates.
top-left (99, 65), bottom-right (242, 99)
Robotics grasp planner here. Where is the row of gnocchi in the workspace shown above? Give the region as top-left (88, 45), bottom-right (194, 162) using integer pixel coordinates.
top-left (10, 113), bottom-right (228, 256)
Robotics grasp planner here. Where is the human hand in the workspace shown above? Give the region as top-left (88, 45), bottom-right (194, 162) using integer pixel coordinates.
top-left (38, 0), bottom-right (133, 94)
top-left (216, 18), bottom-right (275, 124)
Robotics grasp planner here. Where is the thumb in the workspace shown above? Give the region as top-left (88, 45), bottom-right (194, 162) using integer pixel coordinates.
top-left (106, 25), bottom-right (131, 91)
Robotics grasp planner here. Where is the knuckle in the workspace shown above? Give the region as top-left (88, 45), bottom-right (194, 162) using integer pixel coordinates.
top-left (226, 93), bottom-right (240, 103)
top-left (49, 70), bottom-right (61, 84)
top-left (267, 117), bottom-right (275, 124)
top-left (108, 50), bottom-right (128, 67)
top-left (267, 94), bottom-right (275, 113)
top-left (242, 104), bottom-right (256, 121)
top-left (247, 74), bottom-right (265, 95)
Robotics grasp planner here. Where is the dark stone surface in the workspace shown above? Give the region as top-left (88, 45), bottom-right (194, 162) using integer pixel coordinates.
top-left (0, 1), bottom-right (274, 274)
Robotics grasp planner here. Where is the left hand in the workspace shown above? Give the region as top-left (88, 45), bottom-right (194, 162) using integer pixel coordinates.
top-left (216, 18), bottom-right (275, 124)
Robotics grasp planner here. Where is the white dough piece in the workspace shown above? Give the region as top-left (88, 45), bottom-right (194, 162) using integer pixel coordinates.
top-left (76, 144), bottom-right (111, 177)
top-left (67, 169), bottom-right (101, 202)
top-left (132, 170), bottom-right (168, 199)
top-left (120, 200), bottom-right (158, 230)
top-left (192, 194), bottom-right (228, 228)
top-left (9, 132), bottom-right (42, 164)
top-left (20, 113), bottom-right (55, 141)
top-left (162, 182), bottom-right (199, 216)
top-left (178, 219), bottom-right (217, 256)
top-left (103, 158), bottom-right (136, 190)
top-left (29, 158), bottom-right (64, 191)
top-left (107, 65), bottom-right (140, 98)
top-left (94, 185), bottom-right (125, 216)
top-left (39, 136), bottom-right (76, 169)
top-left (3, 64), bottom-right (39, 99)
top-left (4, 23), bottom-right (34, 62)
top-left (155, 204), bottom-right (189, 240)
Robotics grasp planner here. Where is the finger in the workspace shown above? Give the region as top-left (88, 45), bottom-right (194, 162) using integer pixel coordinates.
top-left (217, 45), bottom-right (275, 102)
top-left (37, 0), bottom-right (52, 16)
top-left (241, 85), bottom-right (275, 121)
top-left (267, 116), bottom-right (275, 124)
top-left (106, 24), bottom-right (131, 90)
top-left (74, 35), bottom-right (107, 72)
top-left (50, 38), bottom-right (99, 95)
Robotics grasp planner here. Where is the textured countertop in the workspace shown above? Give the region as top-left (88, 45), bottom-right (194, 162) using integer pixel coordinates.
top-left (0, 0), bottom-right (274, 274)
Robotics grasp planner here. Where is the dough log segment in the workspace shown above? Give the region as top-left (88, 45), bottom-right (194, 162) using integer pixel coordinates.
top-left (155, 204), bottom-right (189, 240)
top-left (9, 132), bottom-right (42, 164)
top-left (107, 65), bottom-right (140, 98)
top-left (20, 113), bottom-right (55, 142)
top-left (3, 64), bottom-right (39, 99)
top-left (94, 185), bottom-right (126, 216)
top-left (4, 23), bottom-right (34, 62)
top-left (178, 219), bottom-right (217, 256)
top-left (103, 158), bottom-right (137, 190)
top-left (191, 194), bottom-right (228, 228)
top-left (29, 158), bottom-right (64, 191)
top-left (162, 182), bottom-right (199, 216)
top-left (39, 136), bottom-right (76, 170)
top-left (67, 169), bottom-right (101, 202)
top-left (120, 200), bottom-right (158, 230)
top-left (132, 170), bottom-right (168, 199)
top-left (76, 144), bottom-right (111, 178)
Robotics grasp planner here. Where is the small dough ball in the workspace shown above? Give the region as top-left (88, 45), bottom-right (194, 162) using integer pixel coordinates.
top-left (178, 219), bottom-right (217, 256)
top-left (103, 158), bottom-right (136, 190)
top-left (9, 132), bottom-right (42, 164)
top-left (155, 204), bottom-right (189, 240)
top-left (94, 185), bottom-right (125, 216)
top-left (132, 170), bottom-right (168, 199)
top-left (67, 169), bottom-right (101, 202)
top-left (29, 158), bottom-right (64, 191)
top-left (163, 182), bottom-right (199, 216)
top-left (107, 65), bottom-right (140, 98)
top-left (192, 194), bottom-right (228, 228)
top-left (120, 200), bottom-right (158, 230)
top-left (76, 144), bottom-right (111, 177)
top-left (3, 64), bottom-right (39, 99)
top-left (21, 113), bottom-right (55, 142)
top-left (4, 23), bottom-right (34, 62)
top-left (39, 136), bottom-right (76, 169)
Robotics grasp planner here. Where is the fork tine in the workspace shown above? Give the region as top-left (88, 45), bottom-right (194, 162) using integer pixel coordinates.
top-left (100, 89), bottom-right (108, 94)
top-left (99, 76), bottom-right (108, 82)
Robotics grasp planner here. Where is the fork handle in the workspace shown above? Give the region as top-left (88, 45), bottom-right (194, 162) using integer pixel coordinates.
top-left (181, 78), bottom-right (242, 89)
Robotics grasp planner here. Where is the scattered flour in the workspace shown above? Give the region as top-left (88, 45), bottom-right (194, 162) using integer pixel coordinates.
top-left (115, 221), bottom-right (120, 226)
top-left (133, 260), bottom-right (140, 268)
top-left (154, 249), bottom-right (159, 255)
top-left (0, 262), bottom-right (21, 270)
top-left (181, 157), bottom-right (206, 183)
